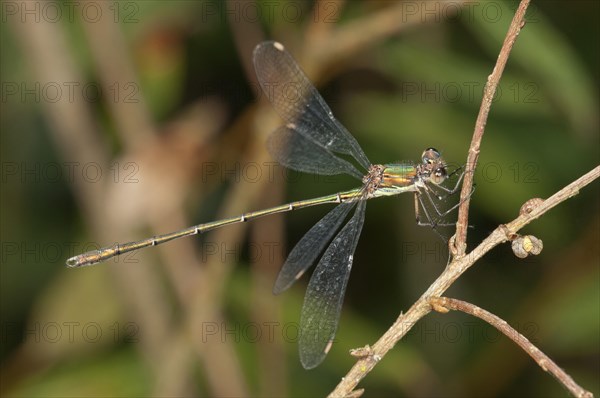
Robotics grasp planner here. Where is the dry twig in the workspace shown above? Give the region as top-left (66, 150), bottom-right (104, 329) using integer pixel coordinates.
top-left (329, 164), bottom-right (598, 396)
top-left (430, 297), bottom-right (593, 398)
top-left (453, 0), bottom-right (531, 256)
top-left (329, 0), bottom-right (598, 395)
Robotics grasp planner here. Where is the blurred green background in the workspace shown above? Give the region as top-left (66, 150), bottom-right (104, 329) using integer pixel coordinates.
top-left (1, 1), bottom-right (598, 397)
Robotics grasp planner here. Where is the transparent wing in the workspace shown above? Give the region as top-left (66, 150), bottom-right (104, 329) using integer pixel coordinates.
top-left (253, 41), bottom-right (371, 172)
top-left (267, 125), bottom-right (363, 180)
top-left (273, 202), bottom-right (355, 295)
top-left (299, 199), bottom-right (367, 369)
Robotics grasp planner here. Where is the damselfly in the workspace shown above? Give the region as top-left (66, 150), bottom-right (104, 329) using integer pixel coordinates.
top-left (67, 41), bottom-right (464, 369)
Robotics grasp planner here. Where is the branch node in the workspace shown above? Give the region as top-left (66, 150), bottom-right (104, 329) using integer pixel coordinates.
top-left (350, 345), bottom-right (373, 359)
top-left (430, 297), bottom-right (450, 313)
top-left (344, 388), bottom-right (365, 398)
top-left (500, 224), bottom-right (517, 240)
top-left (448, 234), bottom-right (463, 260)
top-left (520, 197), bottom-right (544, 216)
top-left (520, 19), bottom-right (527, 29)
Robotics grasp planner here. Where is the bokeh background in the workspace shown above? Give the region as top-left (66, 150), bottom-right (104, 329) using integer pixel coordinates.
top-left (1, 1), bottom-right (598, 397)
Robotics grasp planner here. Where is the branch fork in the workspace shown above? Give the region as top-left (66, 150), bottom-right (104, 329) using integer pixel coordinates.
top-left (330, 1), bottom-right (598, 396)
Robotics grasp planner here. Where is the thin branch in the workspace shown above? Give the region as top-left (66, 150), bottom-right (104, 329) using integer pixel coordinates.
top-left (430, 297), bottom-right (593, 398)
top-left (329, 165), bottom-right (599, 397)
top-left (322, 0), bottom-right (467, 63)
top-left (301, 0), bottom-right (468, 82)
top-left (453, 0), bottom-right (531, 257)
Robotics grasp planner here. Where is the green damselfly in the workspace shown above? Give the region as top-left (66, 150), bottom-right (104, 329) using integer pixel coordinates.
top-left (67, 41), bottom-right (464, 369)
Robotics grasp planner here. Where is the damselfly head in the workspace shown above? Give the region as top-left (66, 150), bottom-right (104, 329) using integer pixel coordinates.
top-left (421, 148), bottom-right (448, 185)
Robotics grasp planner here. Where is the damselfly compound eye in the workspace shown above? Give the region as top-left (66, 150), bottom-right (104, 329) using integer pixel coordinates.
top-left (430, 167), bottom-right (448, 185)
top-left (422, 148), bottom-right (441, 165)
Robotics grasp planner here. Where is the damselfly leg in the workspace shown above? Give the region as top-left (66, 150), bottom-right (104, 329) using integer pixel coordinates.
top-left (414, 165), bottom-right (471, 230)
